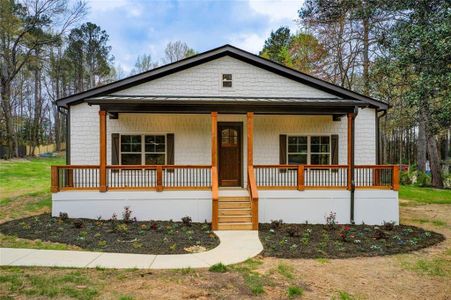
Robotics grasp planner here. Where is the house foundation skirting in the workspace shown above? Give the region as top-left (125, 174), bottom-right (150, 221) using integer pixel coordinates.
top-left (52, 190), bottom-right (398, 225)
top-left (258, 190), bottom-right (399, 225)
top-left (52, 191), bottom-right (212, 222)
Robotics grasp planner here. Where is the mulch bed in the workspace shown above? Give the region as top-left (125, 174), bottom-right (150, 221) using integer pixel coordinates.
top-left (0, 214), bottom-right (219, 254)
top-left (259, 222), bottom-right (445, 259)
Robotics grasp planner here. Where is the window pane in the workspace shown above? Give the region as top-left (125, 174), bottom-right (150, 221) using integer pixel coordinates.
top-left (288, 145), bottom-right (297, 152)
top-left (311, 145), bottom-right (320, 153)
top-left (298, 144), bottom-right (308, 153)
top-left (223, 81), bottom-right (232, 88)
top-left (145, 136), bottom-right (155, 144)
top-left (321, 144), bottom-right (330, 152)
top-left (288, 136), bottom-right (297, 144)
top-left (298, 136), bottom-right (307, 144)
top-left (155, 143), bottom-right (165, 152)
top-left (131, 144), bottom-right (141, 152)
top-left (156, 136), bottom-right (165, 144)
top-left (121, 154), bottom-right (141, 165)
top-left (131, 135), bottom-right (141, 143)
top-left (321, 137), bottom-right (330, 144)
top-left (288, 154), bottom-right (307, 164)
top-left (311, 136), bottom-right (320, 144)
top-left (223, 74), bottom-right (232, 81)
top-left (311, 154), bottom-right (329, 165)
top-left (145, 154), bottom-right (165, 165)
top-left (121, 144), bottom-right (131, 152)
top-left (145, 144), bottom-right (155, 152)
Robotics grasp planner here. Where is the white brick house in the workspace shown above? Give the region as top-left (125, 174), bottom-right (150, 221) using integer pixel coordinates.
top-left (52, 45), bottom-right (399, 229)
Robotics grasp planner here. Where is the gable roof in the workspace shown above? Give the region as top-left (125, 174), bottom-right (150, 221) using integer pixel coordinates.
top-left (57, 44), bottom-right (388, 110)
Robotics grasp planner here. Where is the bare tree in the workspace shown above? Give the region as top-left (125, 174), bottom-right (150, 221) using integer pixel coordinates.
top-left (163, 41), bottom-right (196, 64)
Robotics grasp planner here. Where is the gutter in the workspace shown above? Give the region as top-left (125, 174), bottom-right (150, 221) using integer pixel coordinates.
top-left (58, 107), bottom-right (70, 165)
top-left (350, 106), bottom-right (359, 224)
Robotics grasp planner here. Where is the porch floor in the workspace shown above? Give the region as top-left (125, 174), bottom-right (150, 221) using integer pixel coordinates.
top-left (0, 231), bottom-right (263, 269)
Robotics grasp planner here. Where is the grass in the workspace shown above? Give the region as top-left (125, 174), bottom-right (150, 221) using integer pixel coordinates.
top-left (209, 262), bottom-right (228, 273)
top-left (400, 257), bottom-right (451, 277)
top-left (399, 185), bottom-right (451, 205)
top-left (0, 156), bottom-right (65, 222)
top-left (287, 286), bottom-right (304, 298)
top-left (0, 267), bottom-right (99, 300)
top-left (231, 258), bottom-right (269, 295)
top-left (277, 262), bottom-right (294, 279)
top-left (334, 291), bottom-right (356, 300)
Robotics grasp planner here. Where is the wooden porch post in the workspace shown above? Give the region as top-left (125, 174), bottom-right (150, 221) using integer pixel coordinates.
top-left (247, 112), bottom-right (254, 167)
top-left (211, 112), bottom-right (218, 230)
top-left (99, 110), bottom-right (107, 192)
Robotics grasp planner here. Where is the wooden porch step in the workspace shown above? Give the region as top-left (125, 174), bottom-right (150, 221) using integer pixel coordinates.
top-left (218, 215), bottom-right (252, 223)
top-left (219, 208), bottom-right (251, 216)
top-left (218, 196), bottom-right (250, 202)
top-left (217, 222), bottom-right (253, 230)
top-left (218, 201), bottom-right (251, 209)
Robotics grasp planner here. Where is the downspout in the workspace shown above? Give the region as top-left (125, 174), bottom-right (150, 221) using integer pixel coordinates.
top-left (350, 107), bottom-right (359, 224)
top-left (376, 109), bottom-right (387, 164)
top-left (58, 106), bottom-right (70, 165)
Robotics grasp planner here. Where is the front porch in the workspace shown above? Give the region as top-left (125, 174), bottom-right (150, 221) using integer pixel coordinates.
top-left (51, 105), bottom-right (400, 229)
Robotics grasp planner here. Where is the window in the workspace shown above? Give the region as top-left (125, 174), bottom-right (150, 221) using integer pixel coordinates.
top-left (121, 135), bottom-right (142, 165)
top-left (144, 135), bottom-right (166, 164)
top-left (221, 128), bottom-right (238, 146)
top-left (222, 74), bottom-right (232, 88)
top-left (120, 134), bottom-right (166, 165)
top-left (287, 135), bottom-right (331, 165)
top-left (310, 136), bottom-right (330, 164)
top-left (288, 136), bottom-right (308, 164)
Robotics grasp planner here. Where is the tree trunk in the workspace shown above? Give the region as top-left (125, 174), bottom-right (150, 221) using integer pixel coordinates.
top-left (417, 119), bottom-right (427, 172)
top-left (0, 78), bottom-right (14, 158)
top-left (362, 15), bottom-right (370, 96)
top-left (427, 135), bottom-right (443, 188)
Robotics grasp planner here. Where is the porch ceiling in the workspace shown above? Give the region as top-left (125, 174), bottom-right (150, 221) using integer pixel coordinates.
top-left (87, 95), bottom-right (364, 115)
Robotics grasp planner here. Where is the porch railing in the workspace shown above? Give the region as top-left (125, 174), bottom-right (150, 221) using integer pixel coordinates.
top-left (51, 165), bottom-right (211, 192)
top-left (253, 164), bottom-right (399, 191)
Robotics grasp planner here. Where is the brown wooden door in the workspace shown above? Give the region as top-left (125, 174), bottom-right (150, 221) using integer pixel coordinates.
top-left (218, 123), bottom-right (242, 187)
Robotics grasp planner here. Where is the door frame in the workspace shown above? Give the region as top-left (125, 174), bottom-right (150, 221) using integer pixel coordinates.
top-left (217, 122), bottom-right (243, 187)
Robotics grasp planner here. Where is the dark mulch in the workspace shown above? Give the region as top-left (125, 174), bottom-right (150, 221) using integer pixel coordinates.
top-left (0, 214), bottom-right (219, 254)
top-left (259, 222), bottom-right (445, 259)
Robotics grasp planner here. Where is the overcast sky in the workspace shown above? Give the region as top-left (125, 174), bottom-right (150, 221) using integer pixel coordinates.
top-left (86, 0), bottom-right (303, 73)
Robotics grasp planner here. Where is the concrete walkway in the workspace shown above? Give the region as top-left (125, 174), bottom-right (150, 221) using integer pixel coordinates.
top-left (0, 231), bottom-right (263, 269)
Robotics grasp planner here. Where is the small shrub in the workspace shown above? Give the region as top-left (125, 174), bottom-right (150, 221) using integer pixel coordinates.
top-left (122, 207), bottom-right (133, 223)
top-left (73, 219), bottom-right (83, 229)
top-left (115, 223), bottom-right (128, 233)
top-left (286, 225), bottom-right (301, 237)
top-left (132, 241), bottom-right (143, 249)
top-left (97, 240), bottom-right (107, 247)
top-left (59, 212), bottom-right (68, 220)
top-left (209, 262), bottom-right (228, 273)
top-left (150, 222), bottom-right (158, 230)
top-left (400, 171), bottom-right (412, 185)
top-left (383, 221), bottom-right (395, 231)
top-left (415, 171), bottom-right (431, 187)
top-left (270, 219), bottom-right (284, 230)
top-left (288, 286), bottom-right (304, 298)
top-left (338, 225), bottom-right (353, 242)
top-left (374, 227), bottom-right (386, 240)
top-left (181, 216), bottom-right (192, 227)
top-left (325, 211), bottom-right (338, 230)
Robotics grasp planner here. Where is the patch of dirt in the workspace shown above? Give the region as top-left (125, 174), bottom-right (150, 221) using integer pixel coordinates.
top-left (0, 214), bottom-right (219, 254)
top-left (259, 223), bottom-right (444, 259)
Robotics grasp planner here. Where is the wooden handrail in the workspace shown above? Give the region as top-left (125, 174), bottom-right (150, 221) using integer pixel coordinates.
top-left (248, 165), bottom-right (259, 230)
top-left (107, 164), bottom-right (211, 169)
top-left (211, 166), bottom-right (219, 230)
top-left (254, 164), bottom-right (348, 168)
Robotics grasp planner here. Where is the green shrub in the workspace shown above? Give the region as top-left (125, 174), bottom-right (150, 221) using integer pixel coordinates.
top-left (288, 286), bottom-right (304, 298)
top-left (400, 171), bottom-right (412, 185)
top-left (209, 262), bottom-right (228, 273)
top-left (415, 171), bottom-right (431, 187)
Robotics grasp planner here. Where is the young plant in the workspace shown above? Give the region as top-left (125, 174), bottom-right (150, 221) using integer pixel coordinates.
top-left (59, 212), bottom-right (69, 221)
top-left (286, 225), bottom-right (301, 237)
top-left (270, 219), bottom-right (284, 230)
top-left (209, 262), bottom-right (228, 273)
top-left (288, 286), bottom-right (304, 298)
top-left (181, 216), bottom-right (192, 227)
top-left (325, 211), bottom-right (338, 230)
top-left (122, 207), bottom-right (133, 223)
top-left (73, 219), bottom-right (83, 229)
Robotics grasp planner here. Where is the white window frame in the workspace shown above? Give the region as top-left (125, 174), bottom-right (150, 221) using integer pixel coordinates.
top-left (119, 134), bottom-right (167, 165)
top-left (287, 135), bottom-right (332, 165)
top-left (220, 73), bottom-right (233, 90)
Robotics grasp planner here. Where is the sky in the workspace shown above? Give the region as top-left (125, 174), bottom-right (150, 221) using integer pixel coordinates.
top-left (86, 0), bottom-right (303, 74)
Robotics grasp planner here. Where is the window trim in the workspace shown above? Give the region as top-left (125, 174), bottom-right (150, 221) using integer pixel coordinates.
top-left (220, 73), bottom-right (233, 89)
top-left (119, 134), bottom-right (167, 165)
top-left (286, 135), bottom-right (332, 165)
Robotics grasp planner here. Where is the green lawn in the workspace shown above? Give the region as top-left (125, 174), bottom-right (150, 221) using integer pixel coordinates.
top-left (399, 185), bottom-right (451, 205)
top-left (0, 156), bottom-right (65, 221)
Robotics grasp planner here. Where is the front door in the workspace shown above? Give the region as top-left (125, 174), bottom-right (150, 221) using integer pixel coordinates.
top-left (218, 122), bottom-right (242, 187)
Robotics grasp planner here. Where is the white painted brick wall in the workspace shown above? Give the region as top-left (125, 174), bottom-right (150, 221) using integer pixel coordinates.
top-left (112, 56), bottom-right (335, 98)
top-left (70, 104), bottom-right (376, 168)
